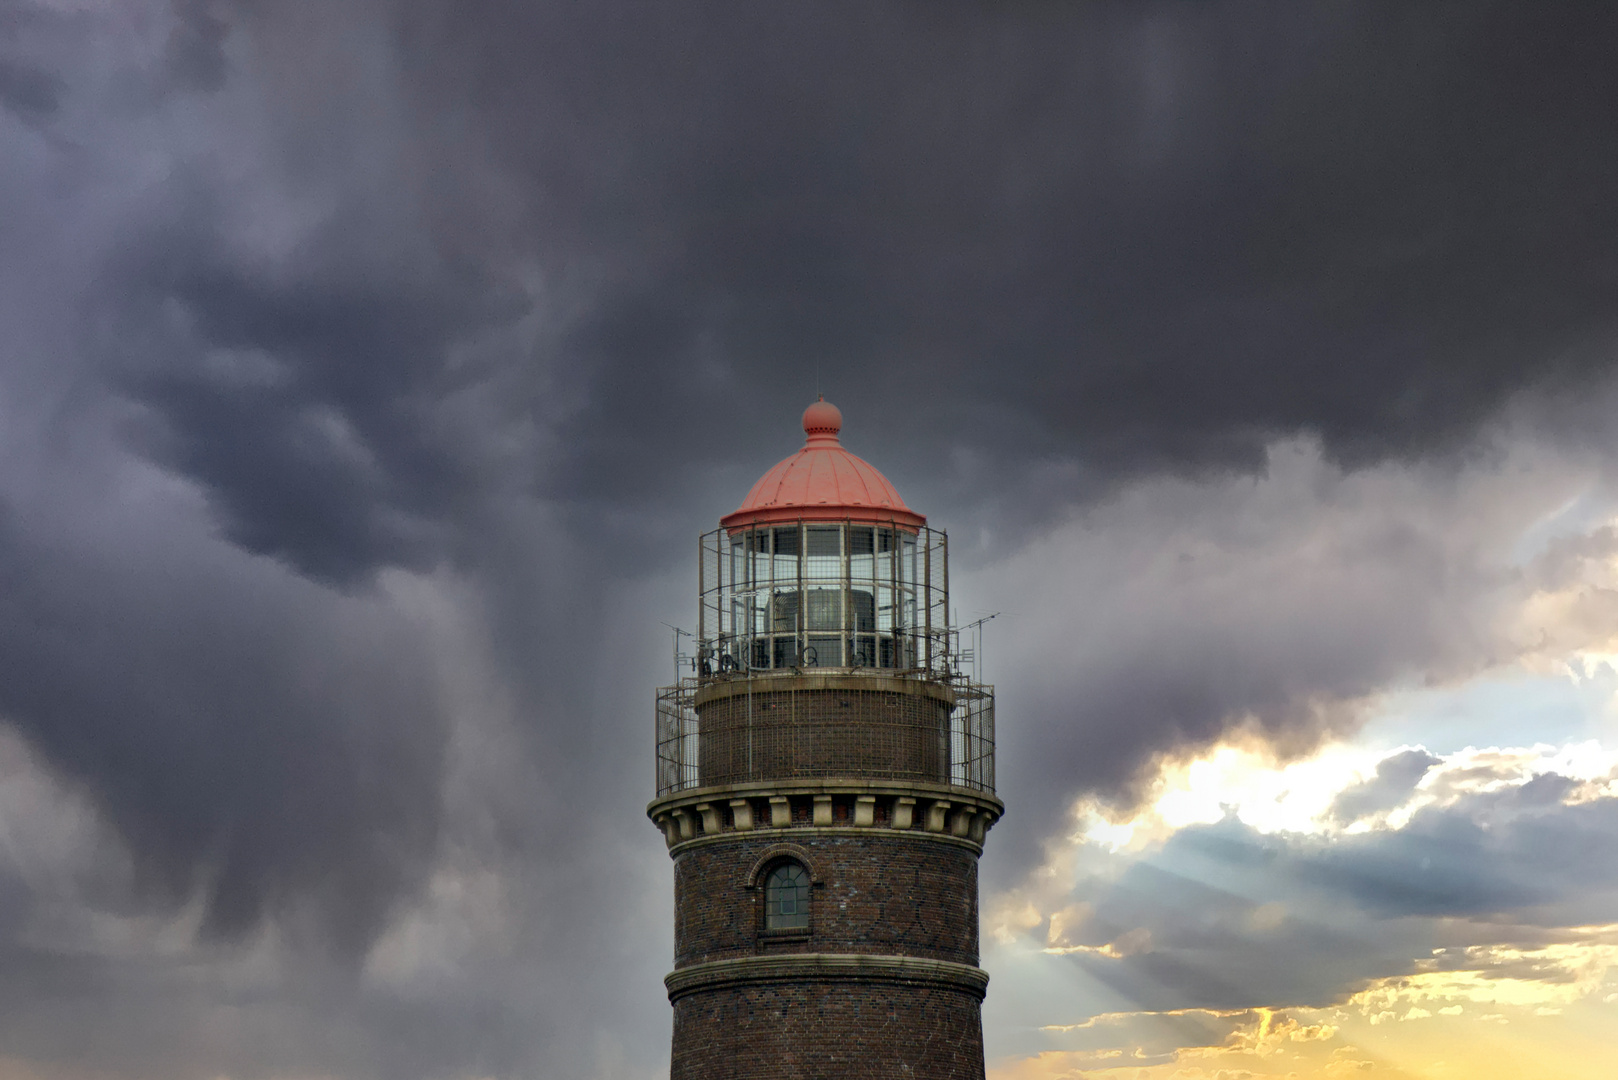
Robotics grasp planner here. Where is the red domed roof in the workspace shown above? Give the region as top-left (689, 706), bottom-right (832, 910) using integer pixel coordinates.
top-left (721, 399), bottom-right (926, 531)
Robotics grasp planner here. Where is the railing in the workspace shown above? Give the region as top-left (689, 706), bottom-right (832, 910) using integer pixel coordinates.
top-left (655, 682), bottom-right (701, 795)
top-left (655, 676), bottom-right (995, 797)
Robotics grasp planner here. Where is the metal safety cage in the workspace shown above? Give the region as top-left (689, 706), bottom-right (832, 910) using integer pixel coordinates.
top-left (654, 679), bottom-right (995, 798)
top-left (950, 683), bottom-right (995, 792)
top-left (655, 681), bottom-right (699, 795)
top-left (695, 522), bottom-right (951, 679)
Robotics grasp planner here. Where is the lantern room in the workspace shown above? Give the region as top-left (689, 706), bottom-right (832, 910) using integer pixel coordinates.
top-left (696, 399), bottom-right (950, 677)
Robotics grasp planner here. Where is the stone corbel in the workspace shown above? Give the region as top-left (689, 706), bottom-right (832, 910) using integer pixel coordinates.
top-left (949, 806), bottom-right (973, 837)
top-left (892, 797), bottom-right (916, 830)
top-left (854, 795), bottom-right (876, 827)
top-left (769, 795), bottom-right (791, 828)
top-left (812, 794), bottom-right (834, 826)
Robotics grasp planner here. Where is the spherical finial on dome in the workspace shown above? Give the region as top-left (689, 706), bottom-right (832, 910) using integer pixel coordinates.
top-left (802, 398), bottom-right (842, 441)
top-left (721, 397), bottom-right (925, 529)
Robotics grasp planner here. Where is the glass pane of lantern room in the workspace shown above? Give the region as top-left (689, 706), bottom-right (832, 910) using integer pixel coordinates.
top-left (806, 588), bottom-right (841, 630)
top-left (771, 590), bottom-right (799, 634)
top-left (805, 525), bottom-right (841, 556)
top-left (849, 526), bottom-right (874, 557)
top-left (851, 590), bottom-right (875, 632)
top-left (806, 635), bottom-right (839, 667)
top-left (747, 530), bottom-right (771, 646)
top-left (773, 525), bottom-right (799, 565)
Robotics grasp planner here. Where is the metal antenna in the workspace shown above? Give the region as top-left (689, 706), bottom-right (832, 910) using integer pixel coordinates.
top-left (660, 621), bottom-right (693, 679)
top-left (961, 612), bottom-right (999, 682)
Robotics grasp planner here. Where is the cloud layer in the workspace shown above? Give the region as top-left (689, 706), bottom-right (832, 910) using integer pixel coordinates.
top-left (985, 739), bottom-right (1618, 1075)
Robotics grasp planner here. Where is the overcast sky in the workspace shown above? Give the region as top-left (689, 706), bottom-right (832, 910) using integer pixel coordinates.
top-left (3, 3), bottom-right (1618, 1079)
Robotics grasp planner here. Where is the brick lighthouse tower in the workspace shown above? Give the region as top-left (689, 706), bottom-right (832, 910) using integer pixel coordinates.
top-left (649, 399), bottom-right (1001, 1079)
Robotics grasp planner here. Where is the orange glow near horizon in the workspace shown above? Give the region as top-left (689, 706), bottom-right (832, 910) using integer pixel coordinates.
top-left (989, 994), bottom-right (1618, 1080)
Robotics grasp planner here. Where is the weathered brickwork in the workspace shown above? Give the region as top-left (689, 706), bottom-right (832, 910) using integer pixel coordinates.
top-left (696, 682), bottom-right (954, 786)
top-left (674, 833), bottom-right (979, 967)
top-left (658, 680), bottom-right (996, 1078)
top-left (670, 982), bottom-right (986, 1080)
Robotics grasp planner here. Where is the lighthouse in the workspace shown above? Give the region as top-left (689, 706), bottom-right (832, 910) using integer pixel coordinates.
top-left (649, 400), bottom-right (1002, 1079)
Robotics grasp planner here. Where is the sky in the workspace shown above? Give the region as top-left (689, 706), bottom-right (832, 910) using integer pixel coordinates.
top-left (2, 2), bottom-right (1618, 1078)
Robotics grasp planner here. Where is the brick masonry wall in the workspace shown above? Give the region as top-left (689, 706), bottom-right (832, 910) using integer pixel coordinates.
top-left (668, 682), bottom-right (989, 1078)
top-left (696, 687), bottom-right (952, 786)
top-left (671, 982), bottom-right (986, 1080)
top-left (674, 833), bottom-right (980, 968)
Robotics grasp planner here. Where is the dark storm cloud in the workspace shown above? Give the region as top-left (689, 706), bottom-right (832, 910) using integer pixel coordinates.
top-left (0, 498), bottom-right (448, 952)
top-left (81, 2), bottom-right (1618, 583)
top-left (418, 0), bottom-right (1618, 522)
top-left (0, 58), bottom-right (61, 118)
top-left (102, 212), bottom-right (513, 584)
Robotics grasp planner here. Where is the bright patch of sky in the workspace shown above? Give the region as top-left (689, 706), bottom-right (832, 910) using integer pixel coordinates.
top-left (1072, 733), bottom-right (1618, 852)
top-left (1360, 661), bottom-right (1618, 759)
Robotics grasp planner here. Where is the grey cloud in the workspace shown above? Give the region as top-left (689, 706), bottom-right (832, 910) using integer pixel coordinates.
top-left (0, 58), bottom-right (61, 117)
top-left (0, 500), bottom-right (449, 952)
top-left (164, 0), bottom-right (231, 93)
top-left (974, 440), bottom-right (1577, 871)
top-left (1329, 748), bottom-right (1441, 825)
top-left (1306, 782), bottom-right (1618, 923)
top-left (1034, 781), bottom-right (1618, 1016)
top-left (105, 230), bottom-right (501, 585)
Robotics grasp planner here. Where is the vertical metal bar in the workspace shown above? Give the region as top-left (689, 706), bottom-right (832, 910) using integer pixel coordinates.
top-left (841, 518), bottom-right (851, 667)
top-left (890, 517), bottom-right (899, 668)
top-left (923, 528), bottom-right (932, 673)
top-left (766, 524), bottom-right (773, 667)
top-left (750, 526), bottom-right (759, 667)
top-left (796, 520), bottom-right (805, 666)
top-left (697, 529), bottom-right (706, 655)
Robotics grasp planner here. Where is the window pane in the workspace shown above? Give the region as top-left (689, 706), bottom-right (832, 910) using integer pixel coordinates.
top-left (765, 863), bottom-right (810, 930)
top-left (805, 588), bottom-right (841, 631)
top-left (771, 590), bottom-right (800, 633)
top-left (851, 589), bottom-right (875, 632)
top-left (806, 635), bottom-right (840, 667)
top-left (805, 526), bottom-right (841, 557)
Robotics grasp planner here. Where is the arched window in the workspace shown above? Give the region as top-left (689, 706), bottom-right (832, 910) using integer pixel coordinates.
top-left (763, 862), bottom-right (810, 930)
